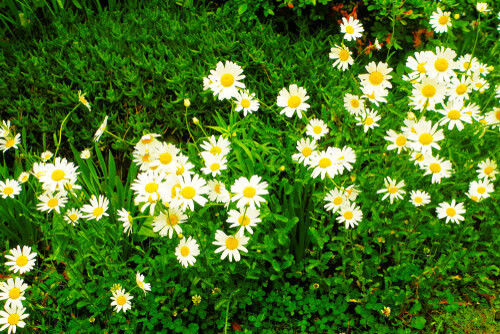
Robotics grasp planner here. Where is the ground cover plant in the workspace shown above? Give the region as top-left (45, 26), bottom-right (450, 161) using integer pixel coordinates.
top-left (0, 0), bottom-right (499, 333)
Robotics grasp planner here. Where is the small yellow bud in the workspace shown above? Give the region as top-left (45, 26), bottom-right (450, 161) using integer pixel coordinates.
top-left (454, 13), bottom-right (460, 20)
top-left (232, 132), bottom-right (237, 137)
top-left (407, 111), bottom-right (416, 120)
top-left (279, 165), bottom-right (285, 171)
top-left (178, 233), bottom-right (183, 239)
top-left (350, 175), bottom-right (356, 182)
top-left (487, 65), bottom-right (494, 71)
top-left (173, 311), bottom-right (177, 317)
top-left (184, 99), bottom-right (191, 107)
top-left (192, 117), bottom-right (199, 125)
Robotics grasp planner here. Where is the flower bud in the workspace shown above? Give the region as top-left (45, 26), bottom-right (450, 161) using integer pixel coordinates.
top-left (279, 165), bottom-right (285, 172)
top-left (192, 117), bottom-right (199, 125)
top-left (454, 13), bottom-right (460, 19)
top-left (184, 99), bottom-right (191, 107)
top-left (407, 111), bottom-right (416, 120)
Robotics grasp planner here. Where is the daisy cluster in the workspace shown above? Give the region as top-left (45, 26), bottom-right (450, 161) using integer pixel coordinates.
top-left (109, 272), bottom-right (151, 314)
top-left (0, 121), bottom-right (21, 153)
top-left (0, 245), bottom-right (36, 334)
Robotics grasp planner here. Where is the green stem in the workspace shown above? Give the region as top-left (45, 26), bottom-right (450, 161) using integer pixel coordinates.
top-left (54, 104), bottom-right (79, 158)
top-left (103, 130), bottom-right (134, 146)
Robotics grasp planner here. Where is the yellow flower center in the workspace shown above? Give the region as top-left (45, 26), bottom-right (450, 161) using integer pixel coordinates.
top-left (484, 167), bottom-right (493, 175)
top-left (180, 246), bottom-right (190, 257)
top-left (430, 163), bottom-right (441, 173)
top-left (225, 236), bottom-right (239, 250)
top-left (159, 152), bottom-right (172, 164)
top-left (9, 287), bottom-right (21, 299)
top-left (220, 73), bottom-right (235, 87)
top-left (364, 117), bottom-right (374, 126)
top-left (369, 71), bottom-right (383, 85)
top-left (243, 186), bottom-right (256, 198)
top-left (313, 126), bottom-right (322, 134)
top-left (319, 158), bottom-right (331, 168)
top-left (176, 165), bottom-right (185, 175)
top-left (3, 187), bottom-right (14, 195)
top-left (302, 147), bottom-right (312, 157)
top-left (446, 208), bottom-right (456, 217)
top-left (415, 153), bottom-right (425, 162)
top-left (69, 213), bottom-right (78, 221)
top-left (92, 207), bottom-right (104, 217)
top-left (414, 197), bottom-right (423, 203)
top-left (51, 169), bottom-right (65, 182)
top-left (388, 186), bottom-right (398, 194)
top-left (214, 184), bottom-right (221, 194)
top-left (456, 84), bottom-right (467, 95)
top-left (7, 314), bottom-right (20, 326)
top-left (434, 58), bottom-right (448, 72)
top-left (438, 15), bottom-right (449, 25)
top-left (288, 96), bottom-right (301, 109)
top-left (116, 296), bottom-right (127, 306)
top-left (422, 85), bottom-right (436, 98)
top-left (345, 26), bottom-right (354, 34)
top-left (5, 139), bottom-right (15, 148)
top-left (417, 63), bottom-right (427, 73)
top-left (142, 154), bottom-right (150, 162)
top-left (16, 256), bottom-right (28, 267)
top-left (210, 146), bottom-right (222, 155)
top-left (141, 137), bottom-right (153, 145)
top-left (333, 197), bottom-right (343, 205)
top-left (167, 214), bottom-right (179, 226)
top-left (339, 49), bottom-right (350, 61)
top-left (240, 99), bottom-right (251, 108)
top-left (181, 186), bottom-right (196, 199)
top-left (171, 184), bottom-right (181, 198)
top-left (145, 182), bottom-right (158, 193)
top-left (137, 281), bottom-right (144, 288)
top-left (496, 109), bottom-right (500, 121)
top-left (350, 99), bottom-right (359, 108)
top-left (210, 163), bottom-right (220, 172)
top-left (419, 133), bottom-right (433, 145)
top-left (238, 215), bottom-right (251, 226)
top-left (396, 136), bottom-right (407, 146)
top-left (448, 110), bottom-right (461, 120)
top-left (475, 82), bottom-right (483, 89)
top-left (344, 211), bottom-right (353, 220)
top-left (48, 198), bottom-right (59, 208)
top-left (477, 186), bottom-right (486, 194)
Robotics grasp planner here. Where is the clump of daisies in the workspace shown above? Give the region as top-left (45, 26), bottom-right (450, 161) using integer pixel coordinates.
top-left (0, 120), bottom-right (21, 153)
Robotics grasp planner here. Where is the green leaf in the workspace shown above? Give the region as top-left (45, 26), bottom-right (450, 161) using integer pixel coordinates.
top-left (238, 4), bottom-right (248, 15)
top-left (410, 316), bottom-right (426, 329)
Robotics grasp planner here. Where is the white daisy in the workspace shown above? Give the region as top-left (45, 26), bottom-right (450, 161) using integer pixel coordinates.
top-left (422, 155), bottom-right (453, 184)
top-left (384, 130), bottom-right (409, 154)
top-left (110, 288), bottom-right (133, 313)
top-left (276, 84), bottom-right (310, 119)
top-left (292, 137), bottom-right (317, 165)
top-left (437, 99), bottom-right (472, 131)
top-left (117, 208), bottom-right (134, 235)
top-left (234, 90), bottom-right (260, 116)
top-left (39, 157), bottom-right (79, 193)
top-left (209, 60), bottom-right (246, 100)
top-left (227, 207), bottom-right (261, 235)
top-left (456, 54), bottom-right (479, 73)
top-left (377, 177), bottom-right (406, 204)
top-left (213, 230), bottom-right (249, 262)
top-left (36, 191), bottom-right (68, 214)
top-left (447, 75), bottom-right (473, 101)
top-left (17, 172), bottom-right (29, 184)
top-left (468, 179), bottom-right (494, 200)
top-left (0, 277), bottom-right (28, 309)
top-left (329, 44), bottom-right (354, 71)
top-left (93, 115), bottom-right (108, 142)
top-left (343, 93), bottom-right (365, 116)
top-left (80, 148), bottom-right (91, 159)
top-left (429, 8), bottom-right (452, 33)
top-left (410, 190), bottom-right (431, 207)
top-left (173, 174), bottom-right (209, 211)
top-left (63, 208), bottom-right (82, 226)
top-left (407, 119), bottom-right (445, 154)
top-left (306, 118), bottom-right (329, 140)
top-left (324, 188), bottom-right (349, 213)
top-left (427, 46), bottom-right (458, 82)
top-left (356, 109), bottom-right (381, 133)
top-left (175, 236), bottom-right (200, 267)
top-left (0, 179), bottom-right (21, 199)
top-left (359, 61), bottom-right (393, 94)
top-left (231, 175), bottom-right (268, 209)
top-left (152, 207), bottom-right (187, 238)
top-left (136, 272), bottom-right (151, 295)
top-left (436, 199), bottom-right (465, 224)
top-left (81, 194), bottom-right (109, 221)
top-left (409, 76), bottom-right (447, 111)
top-left (340, 16), bottom-right (364, 42)
top-left (405, 51), bottom-right (433, 82)
top-left (0, 304), bottom-right (29, 334)
top-left (206, 180), bottom-right (231, 204)
top-left (200, 152), bottom-right (227, 177)
top-left (0, 133), bottom-right (21, 153)
top-left (200, 135), bottom-right (231, 156)
top-left (4, 245), bottom-right (37, 275)
top-left (308, 150), bottom-right (342, 180)
top-left (336, 203), bottom-right (363, 229)
top-left (476, 158), bottom-right (497, 179)
top-left (40, 151), bottom-right (53, 162)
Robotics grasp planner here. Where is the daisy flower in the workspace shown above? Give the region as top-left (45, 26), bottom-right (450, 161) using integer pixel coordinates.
top-left (276, 84), bottom-right (310, 119)
top-left (429, 8), bottom-right (452, 33)
top-left (477, 62), bottom-right (490, 76)
top-left (468, 179), bottom-right (494, 200)
top-left (324, 188), bottom-right (348, 213)
top-left (209, 60), bottom-right (245, 100)
top-left (306, 118), bottom-right (329, 140)
top-left (37, 191), bottom-right (68, 214)
top-left (308, 150), bottom-right (342, 180)
top-left (110, 288), bottom-right (133, 313)
top-left (200, 135), bottom-right (231, 156)
top-left (436, 199), bottom-right (466, 224)
top-left (344, 184), bottom-right (361, 201)
top-left (206, 180), bottom-right (231, 204)
top-left (174, 174), bottom-right (209, 211)
top-left (427, 46), bottom-right (458, 82)
top-left (174, 154), bottom-right (195, 178)
top-left (476, 2), bottom-right (490, 13)
top-left (117, 208), bottom-right (134, 235)
top-left (64, 208), bottom-right (82, 225)
top-left (336, 203), bottom-right (363, 229)
top-left (152, 207), bottom-right (187, 238)
top-left (409, 76), bottom-right (447, 111)
top-left (356, 109), bottom-right (381, 132)
top-left (410, 190), bottom-right (431, 207)
top-left (358, 61), bottom-right (393, 94)
top-left (405, 51), bottom-right (433, 82)
top-left (422, 155), bottom-right (453, 184)
top-left (344, 93), bottom-right (365, 116)
top-left (0, 304), bottom-right (29, 334)
top-left (231, 175), bottom-right (268, 209)
top-left (0, 277), bottom-right (28, 309)
top-left (4, 245), bottom-right (37, 274)
top-left (463, 102), bottom-right (482, 121)
top-left (40, 157), bottom-right (79, 193)
top-left (234, 90), bottom-right (260, 116)
top-left (476, 158), bottom-right (497, 179)
top-left (78, 90), bottom-right (91, 111)
top-left (410, 151), bottom-right (433, 168)
top-left (31, 162), bottom-right (47, 180)
top-left (334, 146), bottom-right (357, 173)
top-left (447, 75), bottom-right (473, 101)
top-left (292, 137), bottom-right (317, 165)
top-left (329, 44), bottom-right (354, 71)
top-left (471, 74), bottom-right (489, 92)
top-left (340, 16), bottom-right (364, 42)
top-left (175, 236), bottom-right (200, 267)
top-left (81, 194), bottom-right (109, 221)
top-left (361, 86), bottom-right (389, 106)
top-left (407, 119), bottom-right (445, 154)
top-left (200, 152), bottom-right (227, 177)
top-left (93, 115), bottom-right (108, 142)
top-left (437, 99), bottom-right (472, 131)
top-left (136, 272), bottom-right (151, 295)
top-left (80, 148), bottom-right (91, 159)
top-left (227, 207), bottom-right (261, 235)
top-left (384, 130), bottom-right (409, 154)
top-left (377, 177), bottom-right (406, 204)
top-left (0, 120), bottom-right (11, 137)
top-left (131, 171), bottom-right (168, 204)
top-left (0, 179), bottom-right (21, 199)
top-left (213, 230), bottom-right (249, 262)
top-left (150, 142), bottom-right (180, 174)
top-left (456, 54), bottom-right (479, 73)
top-left (40, 151), bottom-right (53, 162)
top-left (0, 133), bottom-right (21, 153)
top-left (17, 172), bottom-right (29, 184)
